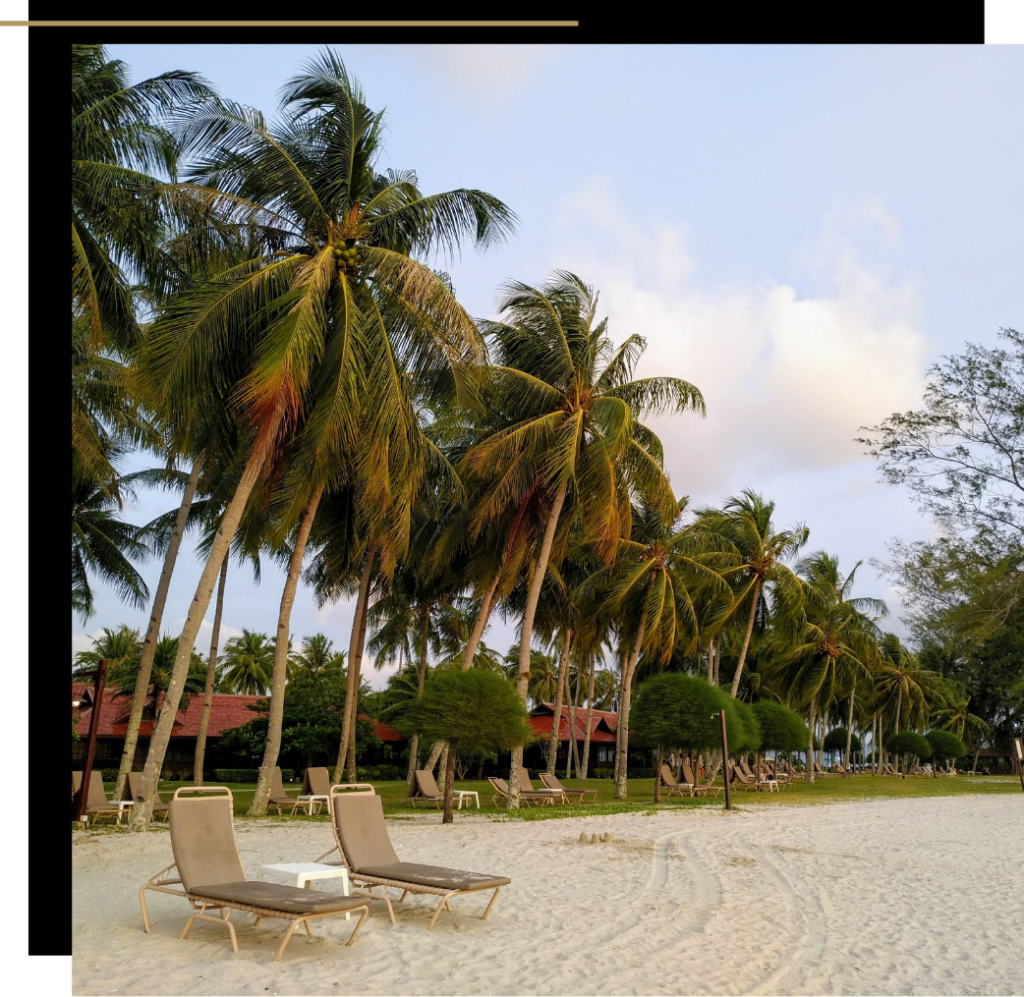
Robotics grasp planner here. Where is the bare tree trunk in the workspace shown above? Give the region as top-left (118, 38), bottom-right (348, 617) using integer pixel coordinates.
top-left (407, 603), bottom-right (432, 793)
top-left (115, 457), bottom-right (203, 802)
top-left (844, 691), bottom-right (855, 769)
top-left (463, 573), bottom-right (500, 669)
top-left (132, 422), bottom-right (279, 831)
top-left (614, 614), bottom-right (648, 799)
top-left (345, 588), bottom-right (369, 783)
top-left (713, 637), bottom-right (720, 686)
top-left (706, 640), bottom-right (714, 683)
top-left (547, 630), bottom-right (573, 773)
top-left (193, 555), bottom-right (228, 786)
top-left (563, 667), bottom-right (575, 780)
top-left (250, 485), bottom-right (323, 815)
top-left (335, 547), bottom-right (374, 783)
top-left (580, 654), bottom-right (595, 779)
top-left (894, 688), bottom-right (902, 774)
top-left (730, 579), bottom-right (762, 698)
top-left (567, 672), bottom-right (582, 778)
top-left (807, 694), bottom-right (817, 783)
top-left (509, 479), bottom-right (568, 811)
top-left (654, 744), bottom-right (664, 803)
top-left (442, 746), bottom-right (456, 824)
top-left (437, 744), bottom-right (449, 786)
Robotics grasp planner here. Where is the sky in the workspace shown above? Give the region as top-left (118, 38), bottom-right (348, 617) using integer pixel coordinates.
top-left (75, 43), bottom-right (1024, 688)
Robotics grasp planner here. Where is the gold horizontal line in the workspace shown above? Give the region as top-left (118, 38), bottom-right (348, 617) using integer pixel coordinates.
top-left (0, 20), bottom-right (578, 26)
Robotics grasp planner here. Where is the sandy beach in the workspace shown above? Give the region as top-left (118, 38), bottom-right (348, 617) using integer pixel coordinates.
top-left (72, 795), bottom-right (1023, 996)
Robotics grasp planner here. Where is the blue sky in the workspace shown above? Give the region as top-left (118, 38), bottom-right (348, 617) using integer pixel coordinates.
top-left (76, 44), bottom-right (1024, 686)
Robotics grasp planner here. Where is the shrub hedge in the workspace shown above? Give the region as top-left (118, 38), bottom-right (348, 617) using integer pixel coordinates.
top-left (213, 768), bottom-right (295, 783)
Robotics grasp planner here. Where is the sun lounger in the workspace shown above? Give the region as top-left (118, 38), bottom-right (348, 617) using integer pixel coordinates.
top-left (488, 776), bottom-right (557, 807)
top-left (516, 768), bottom-right (563, 801)
top-left (267, 766), bottom-right (301, 815)
top-left (139, 787), bottom-right (369, 961)
top-left (539, 772), bottom-right (598, 802)
top-left (316, 785), bottom-right (510, 930)
top-left (410, 769), bottom-right (479, 810)
top-left (832, 763), bottom-right (854, 778)
top-left (882, 764), bottom-right (906, 779)
top-left (123, 771), bottom-right (170, 821)
top-left (729, 763), bottom-right (775, 792)
top-left (660, 763), bottom-right (699, 797)
top-left (72, 770), bottom-right (122, 824)
top-left (682, 759), bottom-right (722, 798)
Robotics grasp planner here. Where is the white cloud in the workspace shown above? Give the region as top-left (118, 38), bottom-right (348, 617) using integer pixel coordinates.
top-left (411, 45), bottom-right (564, 106)
top-left (547, 177), bottom-right (927, 500)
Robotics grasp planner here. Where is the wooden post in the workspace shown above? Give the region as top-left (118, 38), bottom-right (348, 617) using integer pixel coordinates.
top-left (719, 709), bottom-right (731, 812)
top-left (1013, 738), bottom-right (1024, 794)
top-left (73, 659), bottom-right (108, 822)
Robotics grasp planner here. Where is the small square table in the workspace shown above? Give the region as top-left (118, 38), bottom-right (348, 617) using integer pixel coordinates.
top-left (257, 862), bottom-right (352, 918)
top-left (295, 794), bottom-right (330, 815)
top-left (453, 790), bottom-right (480, 810)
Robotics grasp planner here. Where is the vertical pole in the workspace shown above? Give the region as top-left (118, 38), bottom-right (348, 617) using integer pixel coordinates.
top-left (1014, 738), bottom-right (1024, 794)
top-left (719, 709), bottom-right (731, 812)
top-left (73, 659), bottom-right (108, 822)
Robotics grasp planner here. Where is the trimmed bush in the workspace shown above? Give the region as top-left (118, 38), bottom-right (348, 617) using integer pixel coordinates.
top-left (355, 765), bottom-right (404, 781)
top-left (885, 731), bottom-right (932, 759)
top-left (823, 727), bottom-right (861, 753)
top-left (752, 701), bottom-right (809, 752)
top-left (631, 673), bottom-right (746, 752)
top-left (99, 768), bottom-right (119, 783)
top-left (925, 729), bottom-right (967, 762)
top-left (592, 767), bottom-right (614, 779)
top-left (212, 768), bottom-right (295, 783)
top-left (729, 698), bottom-right (762, 754)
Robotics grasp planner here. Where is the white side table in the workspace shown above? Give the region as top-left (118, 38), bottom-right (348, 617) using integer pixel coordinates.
top-left (296, 794), bottom-right (330, 815)
top-left (452, 790), bottom-right (480, 810)
top-left (116, 800), bottom-right (134, 823)
top-left (257, 862), bottom-right (352, 918)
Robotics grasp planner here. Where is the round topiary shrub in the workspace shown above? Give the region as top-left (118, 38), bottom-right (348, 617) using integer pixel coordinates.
top-left (752, 701), bottom-right (809, 753)
top-left (925, 729), bottom-right (967, 762)
top-left (823, 727), bottom-right (862, 753)
top-left (631, 673), bottom-right (746, 752)
top-left (886, 731), bottom-right (932, 759)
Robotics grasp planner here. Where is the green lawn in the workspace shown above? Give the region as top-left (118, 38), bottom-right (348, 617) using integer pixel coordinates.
top-left (100, 773), bottom-right (1021, 823)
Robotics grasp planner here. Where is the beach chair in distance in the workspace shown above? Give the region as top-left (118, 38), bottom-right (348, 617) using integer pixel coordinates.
top-left (812, 761), bottom-right (835, 779)
top-left (882, 764), bottom-right (906, 780)
top-left (267, 767), bottom-right (300, 815)
top-left (296, 767), bottom-right (332, 814)
top-left (139, 787), bottom-right (369, 961)
top-left (659, 763), bottom-right (696, 798)
top-left (124, 772), bottom-right (170, 822)
top-left (410, 770), bottom-right (480, 810)
top-left (729, 762), bottom-right (773, 792)
top-left (539, 772), bottom-right (598, 803)
top-left (488, 777), bottom-right (556, 807)
top-left (516, 768), bottom-right (563, 802)
top-left (317, 786), bottom-right (510, 930)
top-left (72, 770), bottom-right (122, 824)
top-left (682, 759), bottom-right (722, 798)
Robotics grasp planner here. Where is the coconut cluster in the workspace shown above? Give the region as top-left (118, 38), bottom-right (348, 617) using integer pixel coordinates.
top-left (332, 240), bottom-right (362, 272)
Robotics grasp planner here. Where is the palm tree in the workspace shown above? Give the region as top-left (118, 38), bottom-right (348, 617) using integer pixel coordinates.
top-left (288, 633), bottom-right (347, 700)
top-left (131, 51), bottom-right (513, 827)
top-left (599, 499), bottom-right (729, 797)
top-left (696, 490), bottom-right (808, 699)
top-left (932, 684), bottom-right (990, 756)
top-left (73, 625), bottom-right (142, 676)
top-left (463, 272), bottom-right (705, 806)
top-left (220, 630), bottom-right (274, 696)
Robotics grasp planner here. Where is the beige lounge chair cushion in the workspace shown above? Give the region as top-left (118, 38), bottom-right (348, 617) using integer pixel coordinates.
top-left (192, 880), bottom-right (369, 915)
top-left (356, 862), bottom-right (511, 892)
top-left (414, 770), bottom-right (443, 799)
top-left (335, 795), bottom-right (401, 869)
top-left (302, 767), bottom-right (331, 796)
top-left (169, 796), bottom-right (246, 892)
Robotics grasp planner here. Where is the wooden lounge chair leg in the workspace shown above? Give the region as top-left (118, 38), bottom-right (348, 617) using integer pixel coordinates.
top-left (253, 916), bottom-right (262, 927)
top-left (181, 902), bottom-right (205, 940)
top-left (273, 919), bottom-right (301, 962)
top-left (303, 918), bottom-right (313, 935)
top-left (398, 890), bottom-right (408, 903)
top-left (427, 894), bottom-right (451, 931)
top-left (345, 907), bottom-right (369, 946)
top-left (481, 886), bottom-right (501, 921)
top-left (139, 886), bottom-right (151, 933)
top-left (222, 908), bottom-right (237, 954)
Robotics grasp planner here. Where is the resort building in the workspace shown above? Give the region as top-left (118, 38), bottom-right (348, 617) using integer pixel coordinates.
top-left (525, 702), bottom-right (619, 772)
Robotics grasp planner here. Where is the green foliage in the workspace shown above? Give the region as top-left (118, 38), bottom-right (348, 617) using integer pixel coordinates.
top-left (395, 669), bottom-right (533, 759)
top-left (885, 731), bottom-right (932, 758)
top-left (752, 701), bottom-right (810, 752)
top-left (924, 729), bottom-right (967, 761)
top-left (356, 764), bottom-right (404, 781)
top-left (823, 726), bottom-right (861, 753)
top-left (631, 673), bottom-right (749, 751)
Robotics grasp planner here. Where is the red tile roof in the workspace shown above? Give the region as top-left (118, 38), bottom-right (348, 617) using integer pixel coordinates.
top-left (358, 713), bottom-right (405, 743)
top-left (73, 685), bottom-right (266, 739)
top-left (529, 704), bottom-right (617, 743)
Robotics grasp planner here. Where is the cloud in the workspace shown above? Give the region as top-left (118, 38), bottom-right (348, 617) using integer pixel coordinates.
top-left (411, 45), bottom-right (564, 106)
top-left (547, 177), bottom-right (927, 501)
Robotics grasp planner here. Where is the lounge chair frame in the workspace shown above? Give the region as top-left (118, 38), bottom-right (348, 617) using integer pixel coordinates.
top-left (139, 787), bottom-right (369, 961)
top-left (487, 776), bottom-right (556, 807)
top-left (538, 772), bottom-right (598, 803)
top-left (316, 785), bottom-right (507, 931)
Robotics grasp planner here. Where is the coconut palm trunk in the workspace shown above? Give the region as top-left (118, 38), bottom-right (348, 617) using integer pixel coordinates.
top-left (547, 630), bottom-right (573, 773)
top-left (893, 688), bottom-right (902, 774)
top-left (566, 671), bottom-right (582, 779)
top-left (442, 746), bottom-right (457, 824)
top-left (729, 579), bottom-right (761, 698)
top-left (334, 547), bottom-right (374, 782)
top-left (345, 580), bottom-right (372, 782)
top-left (654, 744), bottom-right (664, 803)
top-left (463, 573), bottom-right (499, 669)
top-left (193, 554), bottom-right (228, 785)
top-left (581, 655), bottom-right (596, 779)
top-left (250, 485), bottom-right (324, 815)
top-left (614, 614), bottom-right (648, 799)
top-left (406, 603), bottom-right (432, 791)
top-left (706, 640), bottom-right (714, 683)
top-left (509, 479), bottom-right (568, 810)
top-left (807, 694), bottom-right (817, 783)
top-left (113, 457), bottom-right (202, 802)
top-left (131, 428), bottom-right (278, 830)
top-left (844, 691), bottom-right (855, 769)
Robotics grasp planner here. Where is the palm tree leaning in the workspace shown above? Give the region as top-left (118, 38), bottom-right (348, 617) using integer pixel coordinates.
top-left (463, 272), bottom-right (705, 808)
top-left (696, 490), bottom-right (808, 699)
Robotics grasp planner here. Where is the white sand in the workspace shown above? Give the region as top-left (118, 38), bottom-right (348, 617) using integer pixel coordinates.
top-left (73, 794), bottom-right (1023, 996)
